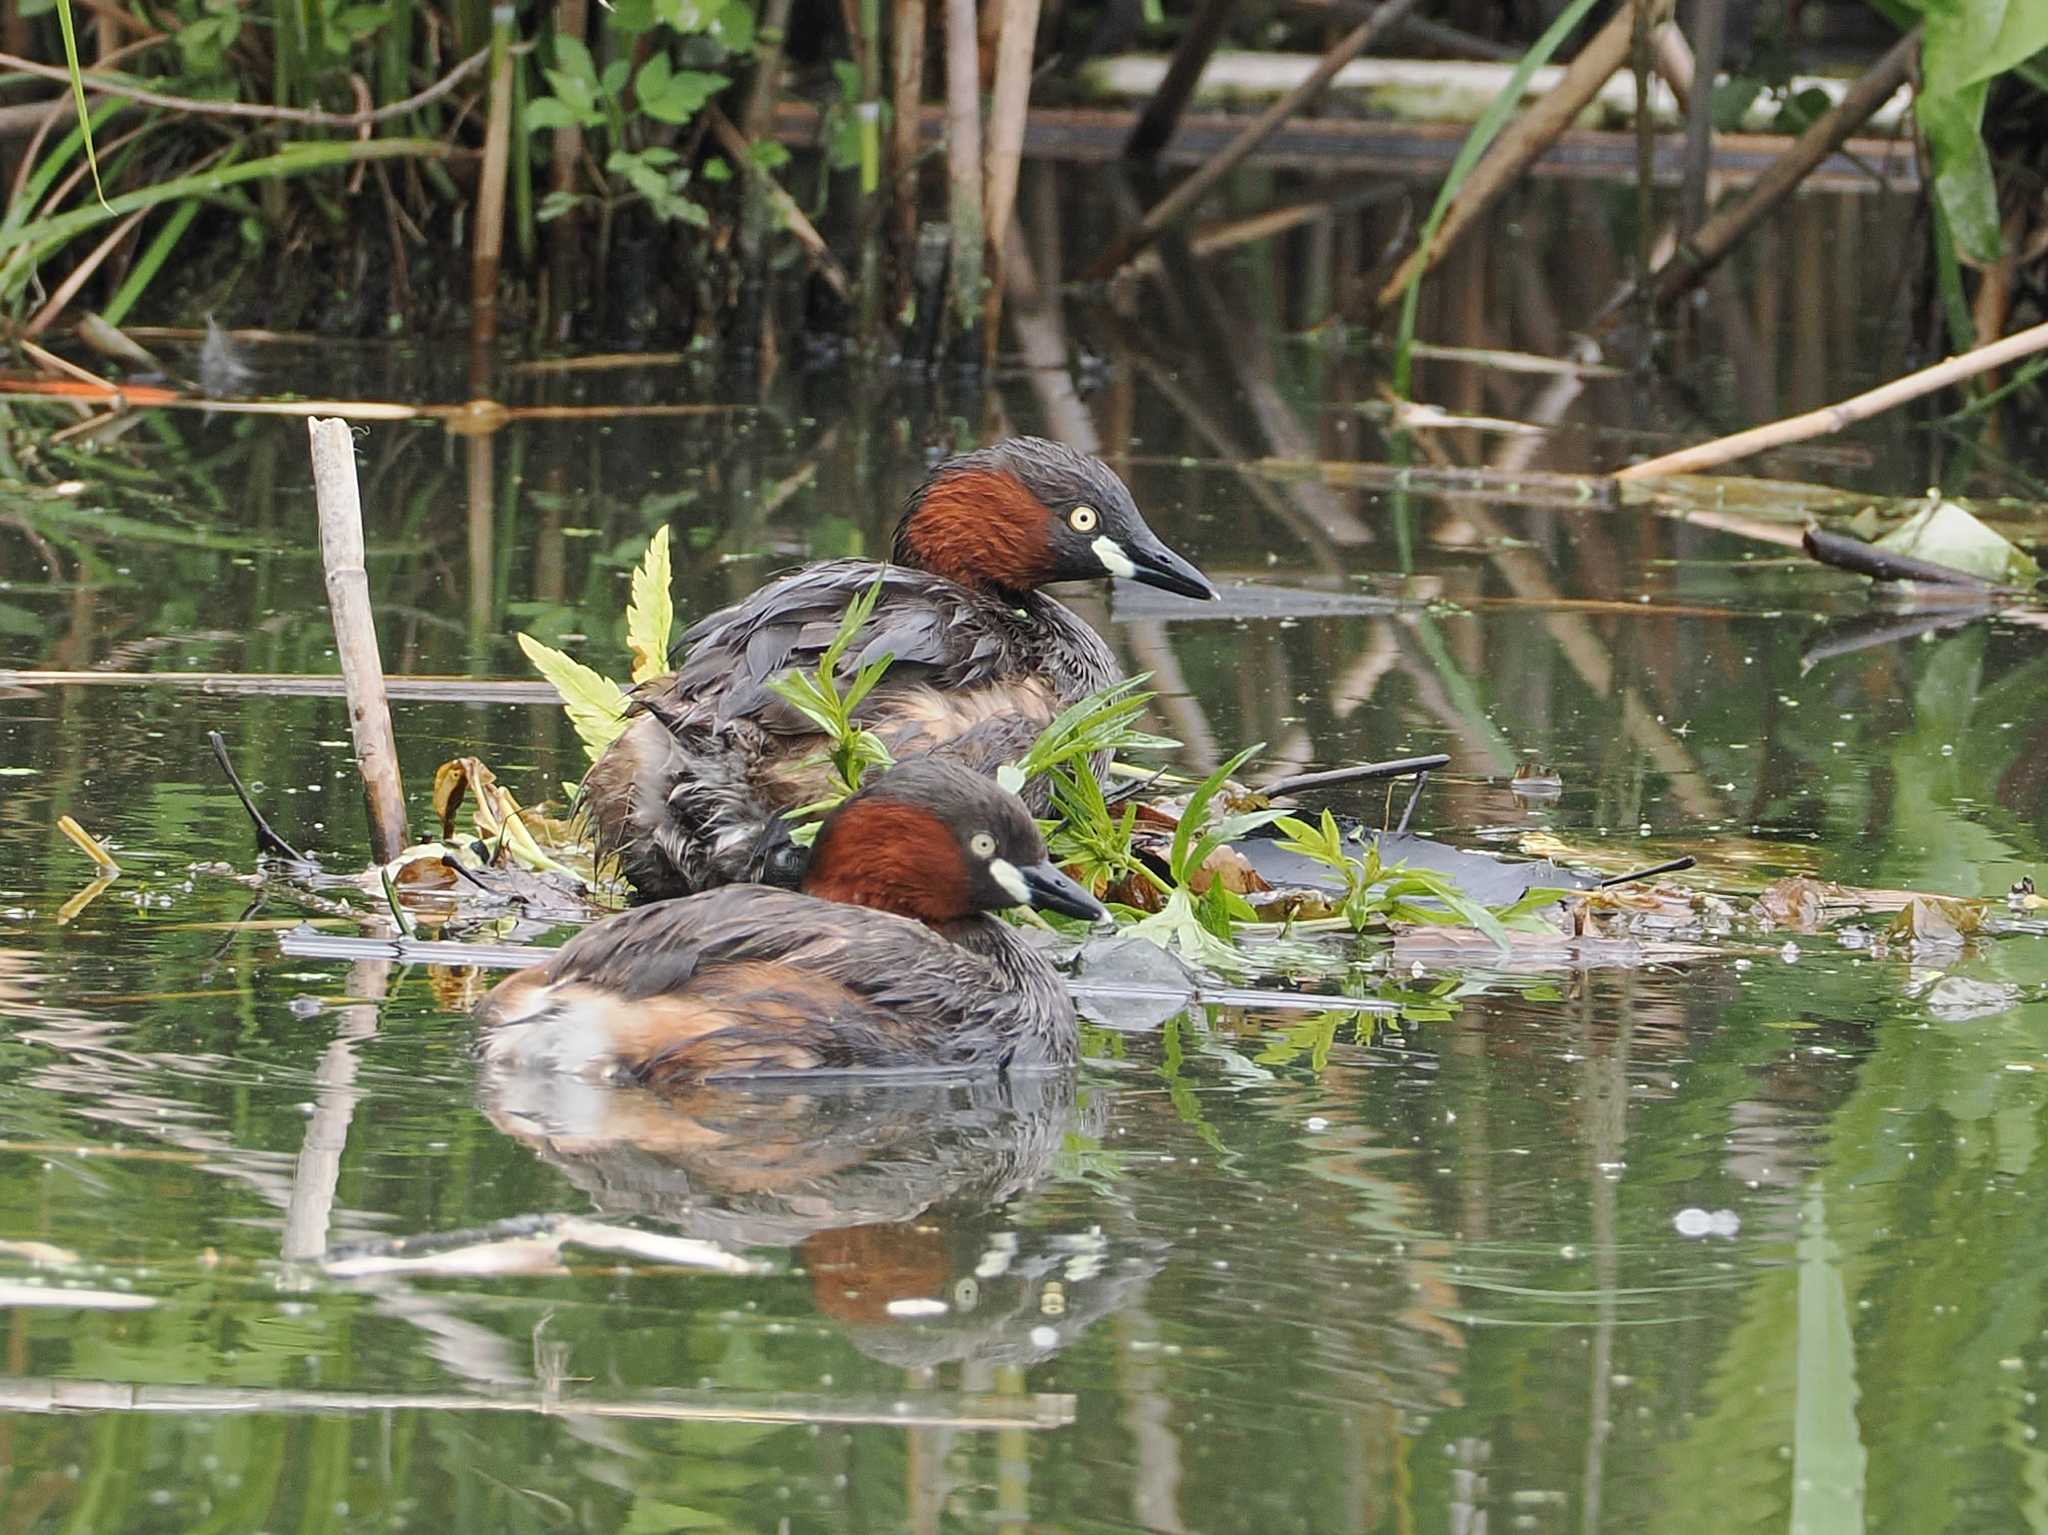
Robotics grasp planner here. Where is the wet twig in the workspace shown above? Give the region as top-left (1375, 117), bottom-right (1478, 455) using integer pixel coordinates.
top-left (207, 730), bottom-right (311, 863)
top-left (1799, 527), bottom-right (2016, 591)
top-left (1262, 753), bottom-right (1452, 797)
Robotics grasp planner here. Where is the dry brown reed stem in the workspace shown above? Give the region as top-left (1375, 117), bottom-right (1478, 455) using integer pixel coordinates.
top-left (1373, 0), bottom-right (1674, 308)
top-left (470, 11), bottom-right (516, 350)
top-left (23, 210), bottom-right (149, 338)
top-left (1087, 0), bottom-right (1424, 280)
top-left (889, 0), bottom-right (927, 307)
top-left (0, 669), bottom-right (560, 701)
top-left (1615, 318), bottom-right (2048, 480)
top-left (1123, 0), bottom-right (1239, 161)
top-left (0, 1377), bottom-right (1077, 1428)
top-left (1678, 0), bottom-right (1725, 234)
top-left (0, 45), bottom-right (492, 126)
top-left (1631, 26), bottom-right (1919, 312)
top-left (308, 418), bottom-right (408, 864)
top-left (703, 105), bottom-right (851, 299)
top-left (979, 0), bottom-right (1041, 357)
top-left (19, 337), bottom-right (117, 391)
top-left (942, 0), bottom-right (985, 336)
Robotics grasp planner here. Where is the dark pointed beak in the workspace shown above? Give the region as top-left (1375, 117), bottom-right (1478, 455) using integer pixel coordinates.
top-left (1021, 860), bottom-right (1110, 923)
top-left (1119, 529), bottom-right (1218, 601)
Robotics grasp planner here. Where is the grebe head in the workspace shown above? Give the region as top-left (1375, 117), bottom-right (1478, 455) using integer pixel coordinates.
top-left (893, 437), bottom-right (1218, 602)
top-left (801, 759), bottom-right (1108, 926)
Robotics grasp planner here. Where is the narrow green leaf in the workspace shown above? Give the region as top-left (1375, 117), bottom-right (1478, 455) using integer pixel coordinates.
top-left (53, 0), bottom-right (107, 209)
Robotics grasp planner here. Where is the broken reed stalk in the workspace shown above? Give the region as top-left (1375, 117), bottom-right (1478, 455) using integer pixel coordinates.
top-left (942, 0), bottom-right (985, 341)
top-left (1678, 0), bottom-right (1726, 236)
top-left (1123, 0), bottom-right (1240, 162)
top-left (307, 418), bottom-right (408, 864)
top-left (704, 105), bottom-right (852, 300)
top-left (1374, 0), bottom-right (1674, 309)
top-left (1615, 317), bottom-right (2048, 479)
top-left (1087, 0), bottom-right (1424, 280)
top-left (1628, 26), bottom-right (1919, 313)
top-left (979, 0), bottom-right (1042, 360)
top-left (889, 0), bottom-right (927, 314)
top-left (469, 4), bottom-right (516, 349)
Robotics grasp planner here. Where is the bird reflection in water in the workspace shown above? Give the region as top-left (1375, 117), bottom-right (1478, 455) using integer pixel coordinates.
top-left (478, 1065), bottom-right (1162, 1367)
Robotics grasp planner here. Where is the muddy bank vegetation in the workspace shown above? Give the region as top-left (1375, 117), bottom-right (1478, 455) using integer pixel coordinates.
top-left (0, 0), bottom-right (2042, 374)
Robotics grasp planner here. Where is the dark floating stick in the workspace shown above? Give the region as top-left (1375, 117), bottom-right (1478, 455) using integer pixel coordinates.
top-left (207, 730), bottom-right (312, 865)
top-left (1263, 753), bottom-right (1452, 796)
top-left (1598, 855), bottom-right (1697, 888)
top-left (1801, 526), bottom-right (2014, 591)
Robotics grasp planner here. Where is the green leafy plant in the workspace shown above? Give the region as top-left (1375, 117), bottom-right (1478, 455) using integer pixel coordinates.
top-left (1128, 746), bottom-right (1279, 968)
top-left (997, 675), bottom-right (1178, 796)
top-left (762, 578), bottom-right (898, 821)
top-left (1866, 0), bottom-right (2048, 267)
top-left (1045, 762), bottom-right (1156, 904)
top-left (1271, 808), bottom-right (1517, 951)
top-left (521, 525), bottom-right (677, 761)
top-left (526, 5), bottom-right (749, 229)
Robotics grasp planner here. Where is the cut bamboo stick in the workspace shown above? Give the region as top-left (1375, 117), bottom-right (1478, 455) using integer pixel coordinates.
top-left (1087, 0), bottom-right (1424, 280)
top-left (308, 419), bottom-right (409, 863)
top-left (1615, 318), bottom-right (2048, 480)
top-left (1374, 0), bottom-right (1675, 308)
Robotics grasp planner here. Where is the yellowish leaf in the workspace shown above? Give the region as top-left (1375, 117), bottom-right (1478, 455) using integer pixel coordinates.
top-left (626, 526), bottom-right (674, 684)
top-left (518, 632), bottom-right (630, 762)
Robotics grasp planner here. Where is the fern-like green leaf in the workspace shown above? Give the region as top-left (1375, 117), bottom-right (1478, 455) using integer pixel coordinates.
top-left (625, 526), bottom-right (674, 683)
top-left (518, 632), bottom-right (630, 762)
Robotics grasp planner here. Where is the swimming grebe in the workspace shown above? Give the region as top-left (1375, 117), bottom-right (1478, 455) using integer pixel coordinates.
top-left (476, 759), bottom-right (1108, 1083)
top-left (581, 437), bottom-right (1215, 901)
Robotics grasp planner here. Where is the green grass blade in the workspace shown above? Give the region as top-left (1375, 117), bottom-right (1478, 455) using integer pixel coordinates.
top-left (0, 138), bottom-right (452, 259)
top-left (52, 0), bottom-right (108, 209)
top-left (1390, 0), bottom-right (1602, 397)
top-left (101, 195), bottom-right (206, 325)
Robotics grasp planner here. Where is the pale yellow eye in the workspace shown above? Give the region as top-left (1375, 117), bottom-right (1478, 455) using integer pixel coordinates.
top-left (1068, 505), bottom-right (1099, 533)
top-left (970, 831), bottom-right (997, 858)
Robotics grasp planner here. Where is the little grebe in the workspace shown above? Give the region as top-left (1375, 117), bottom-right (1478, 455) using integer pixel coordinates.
top-left (476, 759), bottom-right (1108, 1083)
top-left (582, 437), bottom-right (1215, 901)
